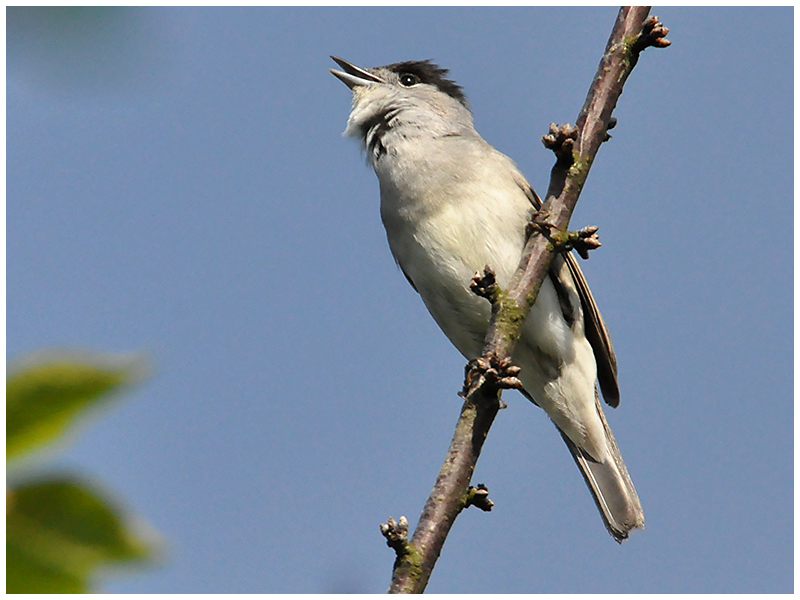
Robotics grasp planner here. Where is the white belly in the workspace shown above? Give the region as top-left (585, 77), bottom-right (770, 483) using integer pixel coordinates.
top-left (376, 141), bottom-right (607, 460)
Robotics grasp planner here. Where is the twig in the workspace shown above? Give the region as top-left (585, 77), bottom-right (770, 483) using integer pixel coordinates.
top-left (386, 7), bottom-right (669, 593)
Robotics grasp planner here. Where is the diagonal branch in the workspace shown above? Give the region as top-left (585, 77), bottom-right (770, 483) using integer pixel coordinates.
top-left (384, 7), bottom-right (670, 594)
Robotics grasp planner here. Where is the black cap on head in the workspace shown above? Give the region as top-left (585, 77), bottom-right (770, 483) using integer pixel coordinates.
top-left (382, 60), bottom-right (467, 106)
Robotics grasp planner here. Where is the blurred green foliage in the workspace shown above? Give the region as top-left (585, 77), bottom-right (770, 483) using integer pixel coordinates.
top-left (6, 354), bottom-right (157, 593)
top-left (7, 360), bottom-right (137, 459)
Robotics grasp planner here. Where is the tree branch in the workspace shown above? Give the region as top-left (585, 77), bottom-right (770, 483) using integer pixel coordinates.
top-left (384, 7), bottom-right (669, 593)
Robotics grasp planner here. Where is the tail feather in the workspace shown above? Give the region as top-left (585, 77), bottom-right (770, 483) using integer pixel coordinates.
top-left (558, 398), bottom-right (644, 542)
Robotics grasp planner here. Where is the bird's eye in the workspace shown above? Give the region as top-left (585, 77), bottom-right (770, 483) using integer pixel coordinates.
top-left (399, 73), bottom-right (420, 87)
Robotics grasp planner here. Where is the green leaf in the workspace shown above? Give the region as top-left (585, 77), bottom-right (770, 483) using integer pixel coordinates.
top-left (7, 477), bottom-right (155, 593)
top-left (7, 354), bottom-right (144, 459)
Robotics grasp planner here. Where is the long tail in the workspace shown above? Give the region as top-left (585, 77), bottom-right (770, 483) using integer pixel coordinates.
top-left (558, 398), bottom-right (644, 542)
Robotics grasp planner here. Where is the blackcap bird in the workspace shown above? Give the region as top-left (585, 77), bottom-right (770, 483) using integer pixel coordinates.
top-left (330, 56), bottom-right (644, 542)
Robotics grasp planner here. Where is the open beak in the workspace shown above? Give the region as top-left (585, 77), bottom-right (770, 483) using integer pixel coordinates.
top-left (329, 56), bottom-right (384, 89)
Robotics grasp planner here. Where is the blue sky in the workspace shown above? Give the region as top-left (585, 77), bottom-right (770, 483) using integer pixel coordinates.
top-left (7, 6), bottom-right (793, 593)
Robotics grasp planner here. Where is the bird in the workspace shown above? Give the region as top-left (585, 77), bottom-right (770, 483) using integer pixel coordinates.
top-left (329, 56), bottom-right (644, 542)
